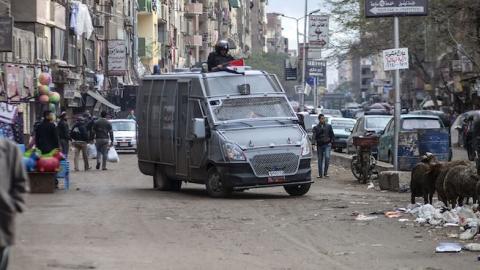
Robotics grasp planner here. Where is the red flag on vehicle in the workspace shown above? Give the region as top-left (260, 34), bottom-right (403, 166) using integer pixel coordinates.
top-left (229, 59), bottom-right (245, 66)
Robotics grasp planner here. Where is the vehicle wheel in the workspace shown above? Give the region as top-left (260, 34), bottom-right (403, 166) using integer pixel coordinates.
top-left (284, 183), bottom-right (311, 196)
top-left (170, 180), bottom-right (182, 191)
top-left (153, 167), bottom-right (172, 191)
top-left (350, 156), bottom-right (361, 181)
top-left (206, 167), bottom-right (232, 198)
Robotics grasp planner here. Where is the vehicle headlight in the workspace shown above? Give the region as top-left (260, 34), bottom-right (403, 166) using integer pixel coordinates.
top-left (223, 142), bottom-right (246, 161)
top-left (301, 137), bottom-right (311, 156)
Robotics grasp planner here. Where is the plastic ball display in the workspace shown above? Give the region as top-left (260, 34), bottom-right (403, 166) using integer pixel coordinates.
top-left (48, 103), bottom-right (56, 113)
top-left (39, 73), bottom-right (51, 85)
top-left (23, 157), bottom-right (36, 172)
top-left (38, 94), bottom-right (50, 104)
top-left (49, 91), bottom-right (60, 103)
top-left (38, 85), bottom-right (50, 95)
top-left (37, 157), bottom-right (60, 172)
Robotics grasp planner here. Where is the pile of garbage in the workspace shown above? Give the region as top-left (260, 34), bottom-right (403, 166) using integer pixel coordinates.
top-left (408, 203), bottom-right (480, 240)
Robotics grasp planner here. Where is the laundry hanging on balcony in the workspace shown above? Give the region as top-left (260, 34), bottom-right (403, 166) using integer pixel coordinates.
top-left (70, 1), bottom-right (94, 39)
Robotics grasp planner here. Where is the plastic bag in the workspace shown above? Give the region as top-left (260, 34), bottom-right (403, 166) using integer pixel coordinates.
top-left (87, 144), bottom-right (97, 159)
top-left (107, 147), bottom-right (119, 163)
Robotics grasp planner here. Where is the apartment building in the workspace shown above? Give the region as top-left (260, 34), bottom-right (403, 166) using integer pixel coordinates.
top-left (266, 13), bottom-right (288, 54)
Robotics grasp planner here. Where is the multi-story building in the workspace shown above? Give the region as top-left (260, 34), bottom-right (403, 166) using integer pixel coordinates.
top-left (266, 13), bottom-right (288, 54)
top-left (251, 0), bottom-right (268, 53)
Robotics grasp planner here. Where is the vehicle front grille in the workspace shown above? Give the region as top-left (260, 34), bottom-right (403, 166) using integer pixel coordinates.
top-left (249, 153), bottom-right (300, 177)
top-left (115, 137), bottom-right (132, 142)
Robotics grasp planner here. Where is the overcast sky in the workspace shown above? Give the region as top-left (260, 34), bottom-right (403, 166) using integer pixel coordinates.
top-left (266, 0), bottom-right (339, 86)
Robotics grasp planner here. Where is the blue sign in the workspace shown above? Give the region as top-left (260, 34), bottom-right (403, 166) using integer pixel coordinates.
top-left (307, 77), bottom-right (317, 86)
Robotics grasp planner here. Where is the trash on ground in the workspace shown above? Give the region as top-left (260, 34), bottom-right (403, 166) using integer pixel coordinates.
top-left (447, 233), bottom-right (459, 238)
top-left (350, 201), bottom-right (369, 205)
top-left (355, 214), bottom-right (378, 221)
top-left (399, 218), bottom-right (409, 222)
top-left (435, 242), bottom-right (462, 253)
top-left (463, 243), bottom-right (480, 251)
top-left (385, 211), bottom-right (402, 218)
top-left (367, 182), bottom-right (375, 190)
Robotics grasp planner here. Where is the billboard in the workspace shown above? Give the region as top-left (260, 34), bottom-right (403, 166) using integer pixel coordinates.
top-left (308, 15), bottom-right (329, 49)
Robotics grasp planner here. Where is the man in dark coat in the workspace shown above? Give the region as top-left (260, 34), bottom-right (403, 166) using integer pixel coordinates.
top-left (312, 114), bottom-right (335, 178)
top-left (35, 111), bottom-right (59, 154)
top-left (57, 111), bottom-right (70, 156)
top-left (207, 40), bottom-right (235, 72)
top-left (92, 111), bottom-right (114, 170)
top-left (0, 138), bottom-right (28, 269)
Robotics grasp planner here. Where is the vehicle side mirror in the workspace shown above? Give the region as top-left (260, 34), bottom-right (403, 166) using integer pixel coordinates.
top-left (192, 118), bottom-right (206, 139)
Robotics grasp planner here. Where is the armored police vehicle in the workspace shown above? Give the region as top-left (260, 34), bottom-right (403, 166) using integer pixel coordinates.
top-left (136, 69), bottom-right (312, 197)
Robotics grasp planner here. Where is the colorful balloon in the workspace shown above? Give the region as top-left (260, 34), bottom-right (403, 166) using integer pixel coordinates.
top-left (38, 94), bottom-right (49, 104)
top-left (39, 72), bottom-right (51, 85)
top-left (49, 91), bottom-right (60, 103)
top-left (38, 85), bottom-right (50, 95)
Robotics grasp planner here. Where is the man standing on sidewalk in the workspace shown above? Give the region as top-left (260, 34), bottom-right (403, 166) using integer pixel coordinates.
top-left (0, 138), bottom-right (28, 270)
top-left (92, 111), bottom-right (113, 170)
top-left (70, 117), bottom-right (90, 171)
top-left (57, 112), bottom-right (70, 156)
top-left (312, 114), bottom-right (335, 178)
top-left (35, 111), bottom-right (59, 154)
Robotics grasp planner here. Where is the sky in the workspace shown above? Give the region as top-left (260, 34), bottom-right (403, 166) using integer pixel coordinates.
top-left (266, 0), bottom-right (339, 86)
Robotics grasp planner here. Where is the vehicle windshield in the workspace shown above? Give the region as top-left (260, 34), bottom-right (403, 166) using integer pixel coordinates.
top-left (204, 75), bottom-right (280, 96)
top-left (112, 121), bottom-right (136, 131)
top-left (331, 120), bottom-right (355, 130)
top-left (366, 117), bottom-right (391, 130)
top-left (402, 119), bottom-right (441, 130)
top-left (211, 96), bottom-right (295, 122)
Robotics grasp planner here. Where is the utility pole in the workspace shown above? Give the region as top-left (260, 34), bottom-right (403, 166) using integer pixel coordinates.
top-left (301, 0), bottom-right (308, 111)
top-left (218, 0), bottom-right (222, 39)
top-left (393, 16), bottom-right (401, 170)
top-left (104, 7), bottom-right (110, 92)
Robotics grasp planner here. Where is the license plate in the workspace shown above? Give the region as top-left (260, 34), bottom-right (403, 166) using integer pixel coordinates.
top-left (267, 176), bottom-right (286, 184)
top-left (119, 142), bottom-right (129, 147)
top-left (268, 170), bottom-right (285, 177)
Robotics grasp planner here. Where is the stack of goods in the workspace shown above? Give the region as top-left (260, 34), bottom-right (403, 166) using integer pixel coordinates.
top-left (37, 72), bottom-right (60, 113)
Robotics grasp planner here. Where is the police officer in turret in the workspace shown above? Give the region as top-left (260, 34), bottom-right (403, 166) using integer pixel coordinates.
top-left (207, 40), bottom-right (235, 72)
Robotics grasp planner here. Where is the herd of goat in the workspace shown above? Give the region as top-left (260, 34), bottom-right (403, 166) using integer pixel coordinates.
top-left (410, 154), bottom-right (479, 207)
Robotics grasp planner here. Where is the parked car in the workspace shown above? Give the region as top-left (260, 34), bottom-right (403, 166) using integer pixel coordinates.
top-left (110, 119), bottom-right (137, 152)
top-left (377, 114), bottom-right (451, 168)
top-left (346, 115), bottom-right (392, 155)
top-left (326, 117), bottom-right (356, 152)
top-left (137, 69), bottom-right (312, 197)
top-left (409, 110), bottom-right (451, 128)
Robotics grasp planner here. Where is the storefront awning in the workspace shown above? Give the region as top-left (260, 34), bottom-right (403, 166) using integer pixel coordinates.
top-left (87, 91), bottom-right (121, 112)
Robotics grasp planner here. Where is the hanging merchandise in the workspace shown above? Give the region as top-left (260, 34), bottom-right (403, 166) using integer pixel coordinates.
top-left (5, 65), bottom-right (19, 101)
top-left (38, 85), bottom-right (50, 95)
top-left (39, 72), bottom-right (51, 85)
top-left (71, 1), bottom-right (93, 38)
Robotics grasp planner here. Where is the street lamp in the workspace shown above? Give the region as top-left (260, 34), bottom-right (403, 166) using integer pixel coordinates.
top-left (276, 8), bottom-right (321, 110)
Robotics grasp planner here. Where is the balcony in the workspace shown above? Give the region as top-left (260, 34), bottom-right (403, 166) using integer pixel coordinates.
top-left (138, 0), bottom-right (153, 14)
top-left (185, 3), bottom-right (203, 16)
top-left (185, 35), bottom-right (203, 47)
top-left (157, 4), bottom-right (168, 22)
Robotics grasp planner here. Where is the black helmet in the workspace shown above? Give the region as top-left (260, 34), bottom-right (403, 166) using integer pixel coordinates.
top-left (215, 40), bottom-right (229, 53)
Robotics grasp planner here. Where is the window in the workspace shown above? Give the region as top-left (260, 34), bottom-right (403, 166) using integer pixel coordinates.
top-left (84, 39), bottom-right (95, 70)
top-left (205, 75), bottom-right (280, 96)
top-left (52, 28), bottom-right (65, 60)
top-left (402, 118), bottom-right (441, 130)
top-left (366, 117), bottom-right (391, 131)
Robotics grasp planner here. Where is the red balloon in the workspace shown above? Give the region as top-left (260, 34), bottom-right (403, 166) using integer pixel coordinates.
top-left (37, 157), bottom-right (60, 172)
top-left (38, 94), bottom-right (49, 104)
top-left (39, 73), bottom-right (51, 85)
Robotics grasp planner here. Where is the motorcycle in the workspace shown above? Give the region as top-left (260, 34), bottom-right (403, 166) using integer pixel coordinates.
top-left (351, 134), bottom-right (378, 184)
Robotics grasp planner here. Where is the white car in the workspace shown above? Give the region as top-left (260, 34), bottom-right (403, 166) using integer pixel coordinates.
top-left (110, 119), bottom-right (137, 152)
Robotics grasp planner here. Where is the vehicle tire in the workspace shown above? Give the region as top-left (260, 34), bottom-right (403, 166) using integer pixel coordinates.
top-left (170, 180), bottom-right (182, 191)
top-left (284, 183), bottom-right (311, 196)
top-left (350, 156), bottom-right (361, 181)
top-left (206, 167), bottom-right (232, 198)
top-left (153, 167), bottom-right (172, 191)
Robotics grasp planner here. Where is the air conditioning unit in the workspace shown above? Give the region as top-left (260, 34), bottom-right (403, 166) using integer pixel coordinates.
top-left (93, 16), bottom-right (104, 28)
top-left (124, 18), bottom-right (133, 27)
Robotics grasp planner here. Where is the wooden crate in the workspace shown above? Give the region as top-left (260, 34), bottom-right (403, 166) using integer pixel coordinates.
top-left (28, 172), bottom-right (56, 193)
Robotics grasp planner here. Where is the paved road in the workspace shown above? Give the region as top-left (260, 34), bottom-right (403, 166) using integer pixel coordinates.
top-left (10, 154), bottom-right (479, 270)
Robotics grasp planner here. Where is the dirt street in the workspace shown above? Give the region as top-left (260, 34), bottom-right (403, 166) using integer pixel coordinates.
top-left (10, 153), bottom-right (479, 270)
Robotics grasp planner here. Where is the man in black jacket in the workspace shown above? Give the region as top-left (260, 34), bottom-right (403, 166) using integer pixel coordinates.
top-left (57, 112), bottom-right (70, 156)
top-left (312, 114), bottom-right (335, 178)
top-left (70, 117), bottom-right (90, 171)
top-left (92, 111), bottom-right (114, 170)
top-left (207, 40), bottom-right (234, 72)
top-left (35, 111), bottom-right (59, 154)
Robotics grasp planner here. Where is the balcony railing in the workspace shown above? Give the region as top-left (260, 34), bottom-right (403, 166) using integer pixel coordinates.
top-left (138, 0), bottom-right (152, 14)
top-left (185, 35), bottom-right (203, 47)
top-left (185, 3), bottom-right (203, 16)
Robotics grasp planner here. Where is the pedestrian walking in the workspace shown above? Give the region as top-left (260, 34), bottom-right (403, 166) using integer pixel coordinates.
top-left (70, 117), bottom-right (90, 171)
top-left (312, 114), bottom-right (335, 178)
top-left (92, 111), bottom-right (114, 170)
top-left (57, 112), bottom-right (70, 156)
top-left (35, 111), bottom-right (59, 154)
top-left (127, 110), bottom-right (136, 121)
top-left (0, 138), bottom-right (28, 270)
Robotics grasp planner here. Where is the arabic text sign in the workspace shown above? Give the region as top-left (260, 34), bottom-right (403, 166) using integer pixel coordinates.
top-left (308, 15), bottom-right (329, 48)
top-left (365, 0), bottom-right (428, 17)
top-left (108, 40), bottom-right (127, 76)
top-left (383, 48), bottom-right (409, 71)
